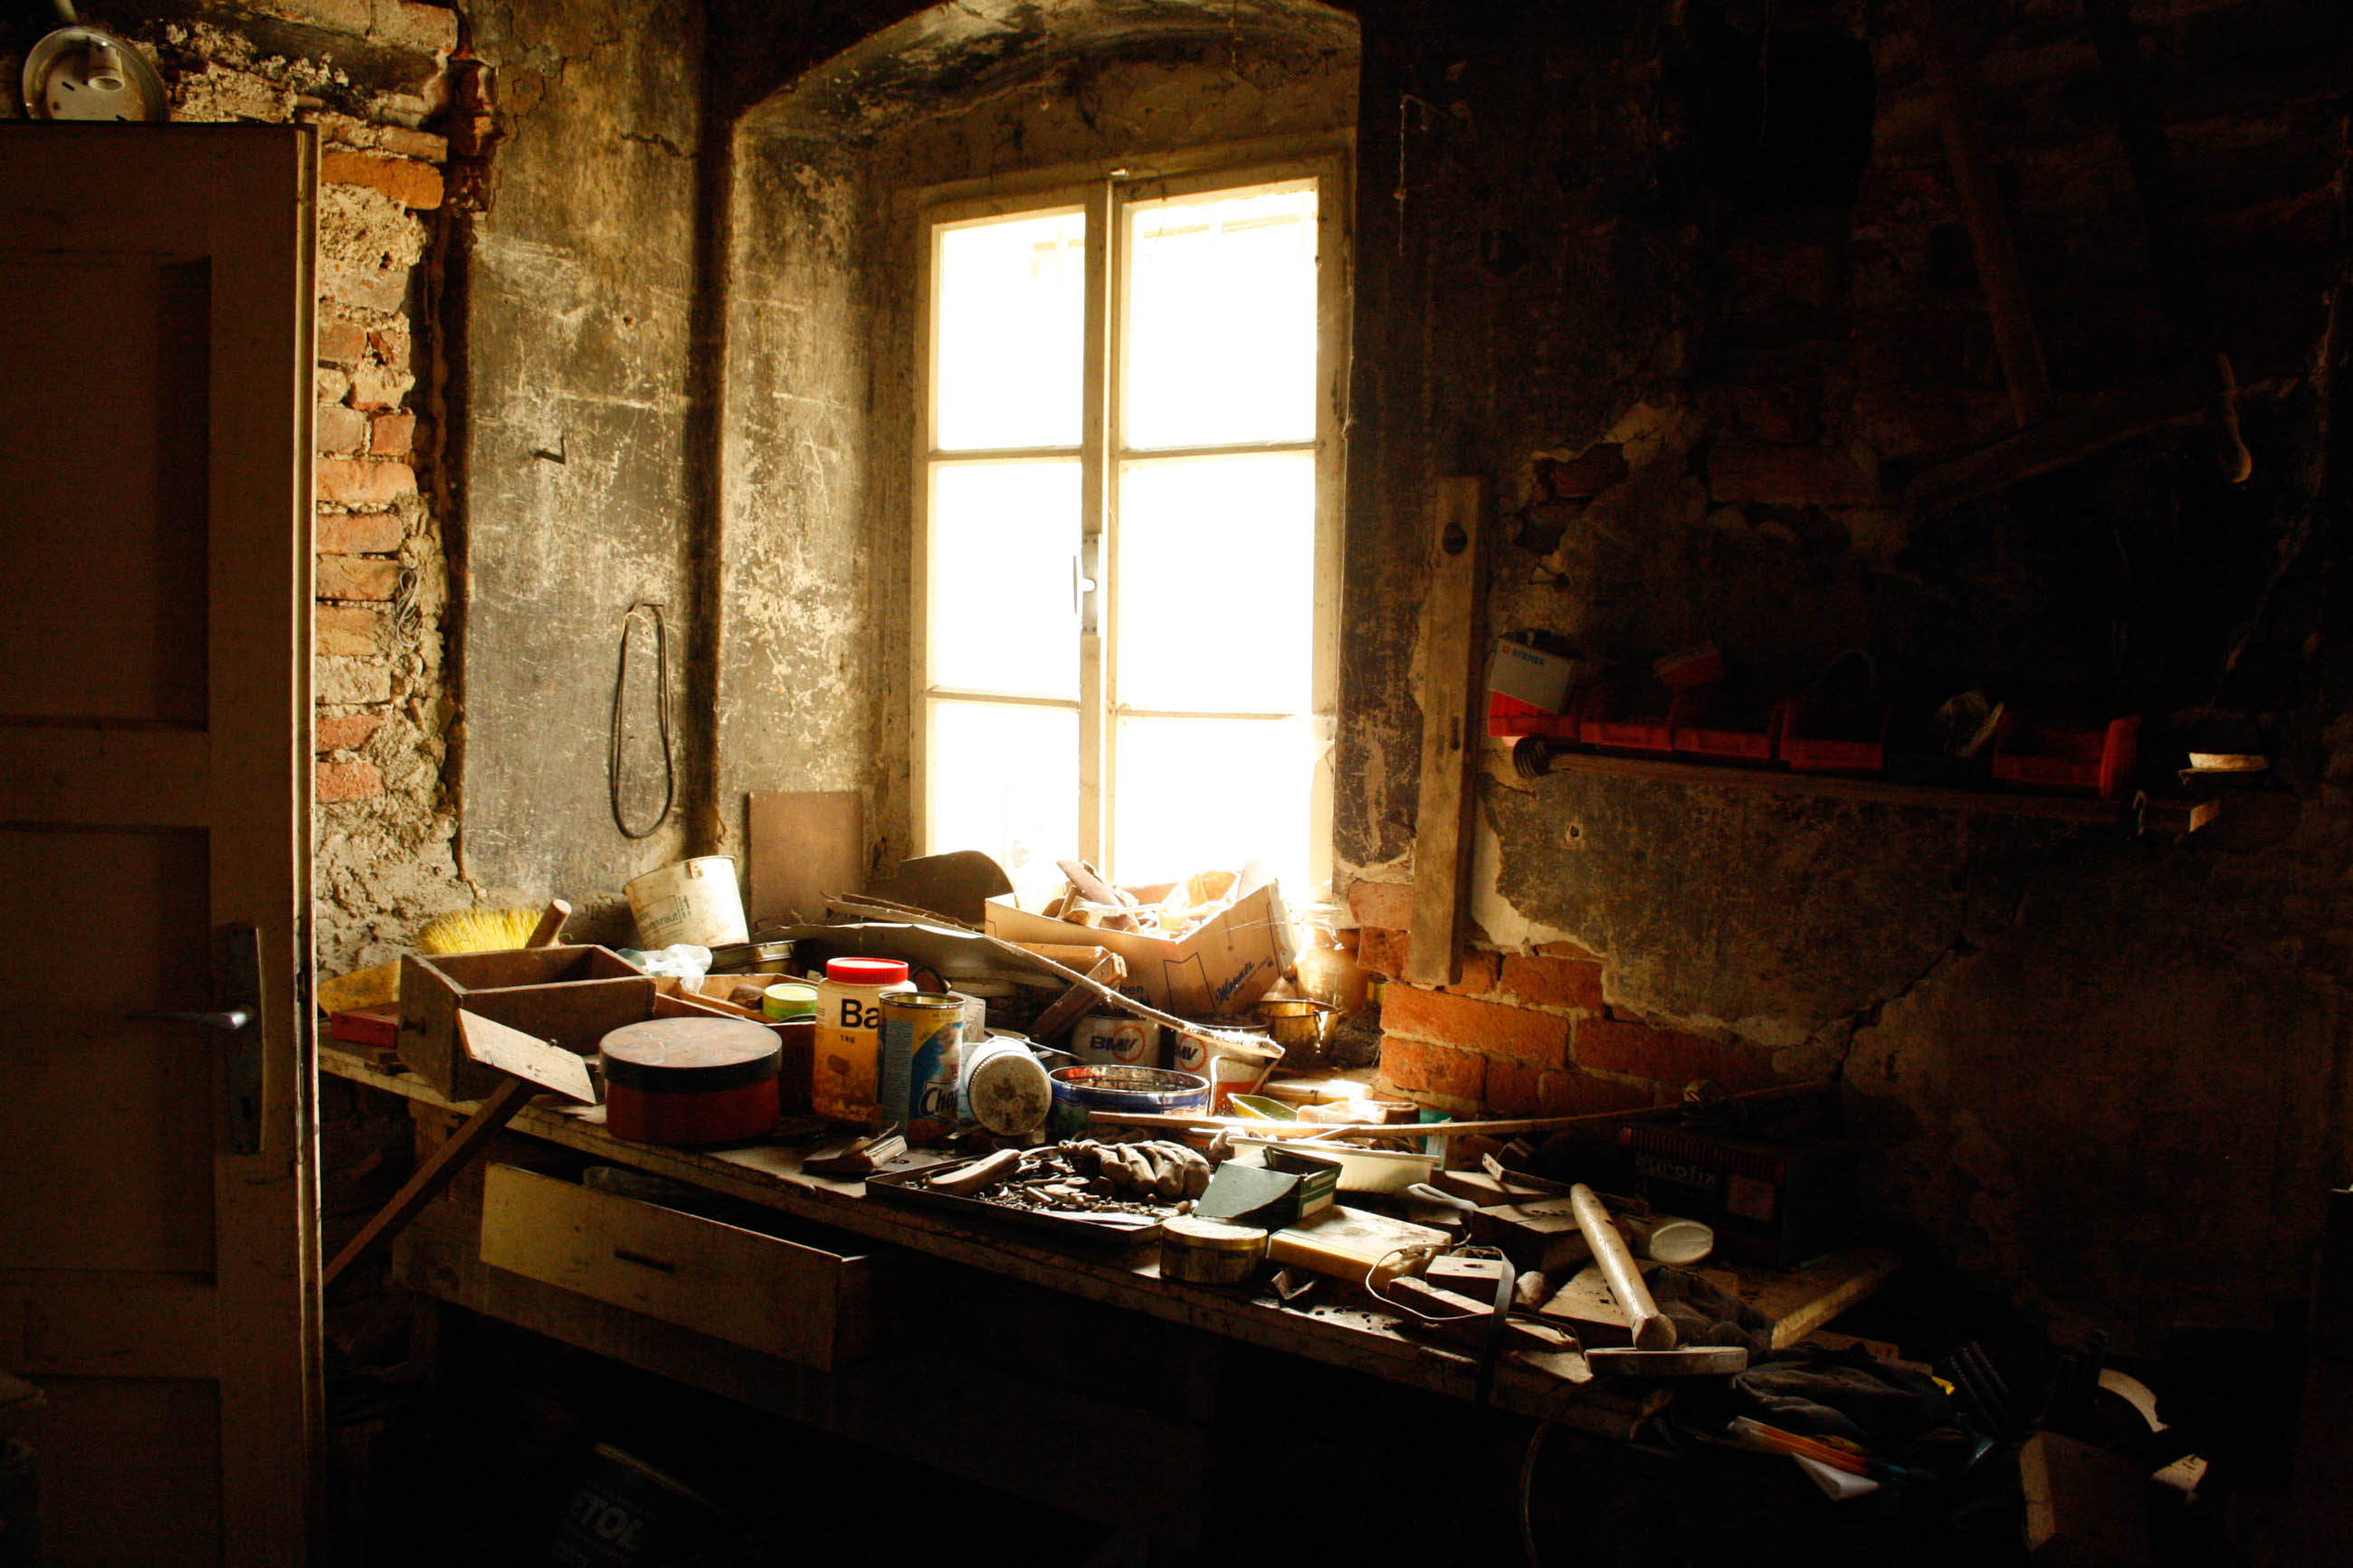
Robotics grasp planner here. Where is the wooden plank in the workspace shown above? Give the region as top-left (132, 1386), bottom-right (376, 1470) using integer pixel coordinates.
top-left (1405, 477), bottom-right (1487, 985)
top-left (747, 790), bottom-right (864, 927)
top-left (1693, 1247), bottom-right (1903, 1350)
top-left (480, 1164), bottom-right (875, 1370)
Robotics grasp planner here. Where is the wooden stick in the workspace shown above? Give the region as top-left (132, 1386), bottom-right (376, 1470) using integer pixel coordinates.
top-left (322, 1076), bottom-right (535, 1289)
top-left (1092, 1080), bottom-right (1837, 1141)
top-left (1404, 477), bottom-right (1486, 986)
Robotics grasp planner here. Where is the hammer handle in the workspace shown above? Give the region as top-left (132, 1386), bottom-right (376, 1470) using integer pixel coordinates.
top-left (1569, 1183), bottom-right (1676, 1351)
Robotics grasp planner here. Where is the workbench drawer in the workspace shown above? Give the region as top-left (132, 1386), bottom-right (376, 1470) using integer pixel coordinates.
top-left (479, 1164), bottom-right (879, 1370)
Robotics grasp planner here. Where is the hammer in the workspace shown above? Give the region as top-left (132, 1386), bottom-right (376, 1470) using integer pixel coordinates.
top-left (1569, 1183), bottom-right (1677, 1351)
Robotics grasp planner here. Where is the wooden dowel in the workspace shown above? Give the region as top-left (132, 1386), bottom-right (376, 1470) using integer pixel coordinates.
top-left (322, 1076), bottom-right (535, 1289)
top-left (1090, 1080), bottom-right (1836, 1141)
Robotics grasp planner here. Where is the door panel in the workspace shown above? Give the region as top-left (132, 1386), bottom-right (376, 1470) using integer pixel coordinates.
top-left (0, 124), bottom-right (318, 1566)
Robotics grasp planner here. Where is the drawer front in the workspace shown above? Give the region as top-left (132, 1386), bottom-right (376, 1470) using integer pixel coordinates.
top-left (480, 1164), bottom-right (873, 1369)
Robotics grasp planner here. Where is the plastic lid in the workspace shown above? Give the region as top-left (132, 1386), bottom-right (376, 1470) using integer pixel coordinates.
top-left (824, 957), bottom-right (909, 985)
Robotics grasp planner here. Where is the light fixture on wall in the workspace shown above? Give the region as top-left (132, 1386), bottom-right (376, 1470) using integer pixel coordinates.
top-left (21, 3), bottom-right (167, 123)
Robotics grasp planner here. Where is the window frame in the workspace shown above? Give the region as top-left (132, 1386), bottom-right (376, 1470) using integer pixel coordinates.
top-left (906, 140), bottom-right (1351, 898)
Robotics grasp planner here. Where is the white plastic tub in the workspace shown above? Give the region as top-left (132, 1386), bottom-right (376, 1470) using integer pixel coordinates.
top-left (1228, 1136), bottom-right (1439, 1194)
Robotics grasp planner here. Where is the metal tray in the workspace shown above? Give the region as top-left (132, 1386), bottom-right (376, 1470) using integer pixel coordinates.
top-left (862, 1158), bottom-right (1165, 1250)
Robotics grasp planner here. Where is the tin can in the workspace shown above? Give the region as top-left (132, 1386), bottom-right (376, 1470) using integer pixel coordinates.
top-left (1072, 1013), bottom-right (1159, 1068)
top-left (878, 993), bottom-right (964, 1146)
top-left (958, 1035), bottom-right (1052, 1138)
top-left (812, 957), bottom-right (914, 1127)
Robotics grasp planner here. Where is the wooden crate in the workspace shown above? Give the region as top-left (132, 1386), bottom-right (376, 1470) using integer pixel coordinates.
top-left (478, 1164), bottom-right (881, 1371)
top-left (398, 945), bottom-right (664, 1099)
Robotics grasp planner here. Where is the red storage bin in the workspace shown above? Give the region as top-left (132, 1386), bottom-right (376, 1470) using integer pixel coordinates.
top-left (1670, 690), bottom-right (1784, 765)
top-left (1577, 679), bottom-right (1677, 755)
top-left (1778, 694), bottom-right (1890, 775)
top-left (1991, 713), bottom-right (2139, 800)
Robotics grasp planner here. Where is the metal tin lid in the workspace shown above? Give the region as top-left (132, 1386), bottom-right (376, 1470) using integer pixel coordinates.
top-left (600, 1018), bottom-right (780, 1092)
top-left (761, 983), bottom-right (818, 1021)
top-left (1161, 1217), bottom-right (1269, 1255)
top-left (824, 957), bottom-right (910, 986)
top-left (881, 992), bottom-right (965, 1015)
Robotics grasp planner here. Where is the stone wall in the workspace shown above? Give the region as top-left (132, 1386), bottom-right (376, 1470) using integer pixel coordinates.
top-left (1335, 0), bottom-right (2352, 1347)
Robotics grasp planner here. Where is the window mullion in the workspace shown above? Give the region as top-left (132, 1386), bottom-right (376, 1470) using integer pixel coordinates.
top-left (1077, 179), bottom-right (1113, 870)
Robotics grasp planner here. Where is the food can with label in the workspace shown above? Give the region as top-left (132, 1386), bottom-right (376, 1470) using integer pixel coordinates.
top-left (878, 992), bottom-right (965, 1145)
top-left (1071, 1013), bottom-right (1159, 1068)
top-left (812, 957), bottom-right (914, 1126)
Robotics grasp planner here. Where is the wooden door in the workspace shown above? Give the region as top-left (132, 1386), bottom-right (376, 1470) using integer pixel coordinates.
top-left (0, 126), bottom-right (319, 1565)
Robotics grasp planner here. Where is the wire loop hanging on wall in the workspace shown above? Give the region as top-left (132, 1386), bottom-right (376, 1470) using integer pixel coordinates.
top-left (608, 600), bottom-right (675, 840)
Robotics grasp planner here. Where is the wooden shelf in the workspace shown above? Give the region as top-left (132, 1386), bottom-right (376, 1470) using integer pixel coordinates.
top-left (1510, 740), bottom-right (2219, 835)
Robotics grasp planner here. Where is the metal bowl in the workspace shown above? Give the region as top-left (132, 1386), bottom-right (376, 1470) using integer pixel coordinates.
top-left (1253, 997), bottom-right (1336, 1067)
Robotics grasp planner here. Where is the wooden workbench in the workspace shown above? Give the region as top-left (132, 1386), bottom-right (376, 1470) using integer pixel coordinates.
top-left (323, 1048), bottom-right (1896, 1448)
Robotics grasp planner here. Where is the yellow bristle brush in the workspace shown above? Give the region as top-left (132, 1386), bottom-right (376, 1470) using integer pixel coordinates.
top-left (416, 901), bottom-right (567, 955)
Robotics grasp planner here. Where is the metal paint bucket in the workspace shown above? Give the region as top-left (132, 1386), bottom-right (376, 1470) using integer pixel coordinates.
top-left (542, 1443), bottom-right (722, 1568)
top-left (624, 856), bottom-right (750, 949)
top-left (1047, 1063), bottom-right (1211, 1136)
top-left (1072, 1013), bottom-right (1160, 1068)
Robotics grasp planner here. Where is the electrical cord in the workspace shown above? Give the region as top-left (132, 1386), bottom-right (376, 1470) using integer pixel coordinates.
top-left (608, 600), bottom-right (674, 840)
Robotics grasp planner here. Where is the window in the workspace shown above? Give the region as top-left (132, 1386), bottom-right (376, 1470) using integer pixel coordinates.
top-left (913, 159), bottom-right (1345, 902)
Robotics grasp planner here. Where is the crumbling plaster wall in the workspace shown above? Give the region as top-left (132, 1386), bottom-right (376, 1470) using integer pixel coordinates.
top-left (451, 0), bottom-right (710, 939)
top-left (1336, 0), bottom-right (2353, 1346)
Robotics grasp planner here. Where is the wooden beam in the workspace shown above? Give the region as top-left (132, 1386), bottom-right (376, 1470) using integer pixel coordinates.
top-left (320, 1076), bottom-right (534, 1290)
top-left (1405, 477), bottom-right (1488, 986)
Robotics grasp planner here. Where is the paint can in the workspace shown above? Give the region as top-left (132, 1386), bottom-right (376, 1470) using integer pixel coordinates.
top-left (1168, 1026), bottom-right (1283, 1112)
top-left (624, 856), bottom-right (749, 949)
top-left (1047, 1063), bottom-right (1211, 1137)
top-left (543, 1443), bottom-right (722, 1568)
top-left (877, 992), bottom-right (965, 1146)
top-left (811, 957), bottom-right (914, 1127)
top-left (1072, 1012), bottom-right (1159, 1068)
top-left (957, 1035), bottom-right (1052, 1138)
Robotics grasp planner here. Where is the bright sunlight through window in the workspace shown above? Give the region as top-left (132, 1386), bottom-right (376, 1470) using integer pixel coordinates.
top-left (918, 169), bottom-right (1338, 903)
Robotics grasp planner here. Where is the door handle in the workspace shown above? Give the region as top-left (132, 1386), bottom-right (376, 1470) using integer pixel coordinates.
top-left (127, 924), bottom-right (263, 1155)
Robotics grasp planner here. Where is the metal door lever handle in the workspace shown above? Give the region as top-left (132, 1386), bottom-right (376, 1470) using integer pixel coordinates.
top-left (129, 1008), bottom-right (254, 1032)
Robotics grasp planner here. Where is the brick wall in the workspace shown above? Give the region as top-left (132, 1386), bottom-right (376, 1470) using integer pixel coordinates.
top-left (1350, 879), bottom-right (1782, 1117)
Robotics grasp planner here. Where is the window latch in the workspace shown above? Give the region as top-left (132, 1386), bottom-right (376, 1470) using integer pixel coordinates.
top-left (1075, 536), bottom-right (1101, 634)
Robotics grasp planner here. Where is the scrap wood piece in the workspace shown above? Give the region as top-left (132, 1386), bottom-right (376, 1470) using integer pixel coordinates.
top-left (1027, 947), bottom-right (1130, 1045)
top-left (1691, 1247), bottom-right (1902, 1350)
top-left (322, 1075), bottom-right (536, 1290)
top-left (1405, 477), bottom-right (1487, 986)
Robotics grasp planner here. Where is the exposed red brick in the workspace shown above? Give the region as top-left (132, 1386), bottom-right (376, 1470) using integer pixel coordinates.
top-left (315, 603), bottom-right (383, 657)
top-left (1486, 1059), bottom-right (1543, 1115)
top-left (1348, 879), bottom-right (1414, 931)
top-left (373, 125), bottom-right (450, 163)
top-left (1707, 442), bottom-right (1880, 507)
top-left (316, 712), bottom-right (387, 752)
top-left (317, 319), bottom-right (369, 368)
top-left (316, 556), bottom-right (401, 601)
top-left (314, 404), bottom-right (368, 454)
top-left (370, 411), bottom-right (417, 457)
top-left (268, 0), bottom-right (371, 35)
top-left (1444, 949), bottom-right (1501, 996)
top-left (315, 509), bottom-right (403, 555)
top-left (1378, 1035), bottom-right (1487, 1101)
top-left (1497, 954), bottom-right (1605, 1011)
top-left (1539, 443), bottom-right (1628, 499)
top-left (316, 759), bottom-right (384, 802)
top-left (1357, 927), bottom-right (1407, 978)
top-left (1382, 985), bottom-right (1569, 1069)
top-left (317, 458), bottom-right (416, 507)
top-left (1537, 938), bottom-right (1602, 961)
top-left (321, 148), bottom-right (445, 210)
top-left (1573, 1017), bottom-right (1775, 1091)
top-left (1535, 1070), bottom-right (1658, 1117)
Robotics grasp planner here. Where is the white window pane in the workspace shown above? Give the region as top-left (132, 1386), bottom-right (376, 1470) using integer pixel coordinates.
top-left (1115, 452), bottom-right (1314, 714)
top-left (1113, 715), bottom-right (1316, 893)
top-left (929, 461), bottom-right (1081, 698)
top-left (929, 701), bottom-right (1078, 879)
top-left (935, 209), bottom-right (1085, 451)
top-left (1123, 183), bottom-right (1317, 450)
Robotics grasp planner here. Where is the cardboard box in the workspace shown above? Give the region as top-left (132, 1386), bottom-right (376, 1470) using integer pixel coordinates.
top-left (983, 882), bottom-right (1294, 1014)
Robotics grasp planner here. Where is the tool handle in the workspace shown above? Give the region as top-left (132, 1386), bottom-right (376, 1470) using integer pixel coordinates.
top-left (1568, 1183), bottom-right (1676, 1350)
top-left (525, 898), bottom-right (572, 948)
